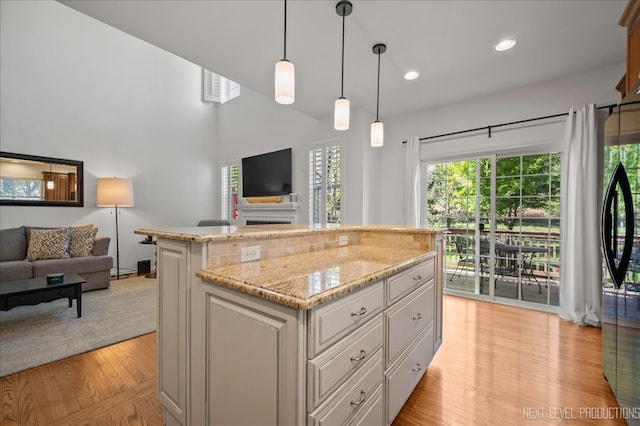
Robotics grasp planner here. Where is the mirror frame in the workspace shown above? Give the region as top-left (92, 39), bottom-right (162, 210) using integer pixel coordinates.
top-left (0, 151), bottom-right (84, 207)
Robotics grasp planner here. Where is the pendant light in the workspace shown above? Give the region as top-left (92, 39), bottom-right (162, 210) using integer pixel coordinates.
top-left (46, 163), bottom-right (54, 189)
top-left (371, 43), bottom-right (386, 147)
top-left (334, 0), bottom-right (352, 131)
top-left (275, 0), bottom-right (294, 104)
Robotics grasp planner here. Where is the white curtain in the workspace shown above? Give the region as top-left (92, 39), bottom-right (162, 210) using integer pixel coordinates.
top-left (559, 104), bottom-right (601, 326)
top-left (404, 136), bottom-right (421, 227)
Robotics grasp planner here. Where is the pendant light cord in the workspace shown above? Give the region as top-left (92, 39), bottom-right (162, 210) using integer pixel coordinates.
top-left (376, 52), bottom-right (381, 121)
top-left (340, 10), bottom-right (345, 98)
top-left (283, 0), bottom-right (287, 60)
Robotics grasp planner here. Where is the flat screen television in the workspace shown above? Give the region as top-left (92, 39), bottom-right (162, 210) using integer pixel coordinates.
top-left (242, 148), bottom-right (292, 197)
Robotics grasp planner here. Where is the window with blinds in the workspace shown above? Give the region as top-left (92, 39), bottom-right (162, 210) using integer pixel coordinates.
top-left (221, 164), bottom-right (239, 220)
top-left (308, 144), bottom-right (341, 224)
top-left (203, 68), bottom-right (240, 104)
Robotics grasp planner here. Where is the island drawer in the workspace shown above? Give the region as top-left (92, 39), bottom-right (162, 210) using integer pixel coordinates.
top-left (385, 325), bottom-right (434, 425)
top-left (307, 314), bottom-right (383, 411)
top-left (385, 282), bottom-right (434, 367)
top-left (386, 256), bottom-right (434, 307)
top-left (307, 352), bottom-right (383, 426)
top-left (347, 384), bottom-right (383, 426)
top-left (308, 280), bottom-right (383, 357)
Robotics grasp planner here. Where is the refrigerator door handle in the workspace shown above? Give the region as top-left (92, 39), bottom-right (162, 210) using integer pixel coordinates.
top-left (602, 162), bottom-right (635, 289)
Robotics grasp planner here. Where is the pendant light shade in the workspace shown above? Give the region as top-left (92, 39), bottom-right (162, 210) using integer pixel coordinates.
top-left (371, 121), bottom-right (384, 147)
top-left (334, 1), bottom-right (352, 131)
top-left (46, 163), bottom-right (54, 189)
top-left (275, 60), bottom-right (295, 104)
top-left (275, 0), bottom-right (295, 104)
top-left (334, 97), bottom-right (350, 131)
top-left (371, 43), bottom-right (386, 147)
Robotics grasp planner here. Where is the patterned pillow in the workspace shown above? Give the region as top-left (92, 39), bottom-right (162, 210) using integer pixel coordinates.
top-left (25, 228), bottom-right (71, 261)
top-left (69, 227), bottom-right (98, 257)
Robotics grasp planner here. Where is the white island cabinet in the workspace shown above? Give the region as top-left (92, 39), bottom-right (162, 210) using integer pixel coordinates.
top-left (137, 224), bottom-right (443, 426)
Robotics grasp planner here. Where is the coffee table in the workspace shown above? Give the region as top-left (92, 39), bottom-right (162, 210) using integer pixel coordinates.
top-left (0, 273), bottom-right (85, 317)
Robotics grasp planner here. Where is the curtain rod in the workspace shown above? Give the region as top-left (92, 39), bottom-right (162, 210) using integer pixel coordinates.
top-left (401, 103), bottom-right (620, 145)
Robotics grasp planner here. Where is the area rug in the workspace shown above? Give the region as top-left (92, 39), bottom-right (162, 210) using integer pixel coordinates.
top-left (0, 275), bottom-right (156, 377)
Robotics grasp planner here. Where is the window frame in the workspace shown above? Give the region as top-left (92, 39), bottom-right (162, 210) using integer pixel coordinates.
top-left (308, 140), bottom-right (342, 225)
top-left (220, 162), bottom-right (239, 221)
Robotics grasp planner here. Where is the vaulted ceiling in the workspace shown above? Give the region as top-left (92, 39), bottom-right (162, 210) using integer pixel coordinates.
top-left (59, 0), bottom-right (628, 120)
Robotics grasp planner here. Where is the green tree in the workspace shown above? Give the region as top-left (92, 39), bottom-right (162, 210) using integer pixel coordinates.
top-left (427, 153), bottom-right (561, 230)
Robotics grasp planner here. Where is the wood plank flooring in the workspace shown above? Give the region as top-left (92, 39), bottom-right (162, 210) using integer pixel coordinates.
top-left (394, 295), bottom-right (625, 425)
top-left (1, 332), bottom-right (162, 425)
top-left (1, 295), bottom-right (625, 425)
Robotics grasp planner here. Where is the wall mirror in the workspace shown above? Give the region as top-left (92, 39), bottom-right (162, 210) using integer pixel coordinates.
top-left (0, 151), bottom-right (84, 207)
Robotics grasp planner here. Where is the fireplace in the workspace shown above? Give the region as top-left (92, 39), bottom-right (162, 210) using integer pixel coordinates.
top-left (236, 202), bottom-right (301, 226)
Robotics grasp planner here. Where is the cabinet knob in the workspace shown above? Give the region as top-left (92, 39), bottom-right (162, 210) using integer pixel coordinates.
top-left (350, 306), bottom-right (367, 317)
top-left (412, 363), bottom-right (422, 372)
top-left (412, 313), bottom-right (423, 321)
top-left (350, 390), bottom-right (367, 406)
top-left (350, 349), bottom-right (367, 362)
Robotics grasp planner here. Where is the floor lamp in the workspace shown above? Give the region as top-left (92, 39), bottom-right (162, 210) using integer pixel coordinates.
top-left (97, 177), bottom-right (134, 280)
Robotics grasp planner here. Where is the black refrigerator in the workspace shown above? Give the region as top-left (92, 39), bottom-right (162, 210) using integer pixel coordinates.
top-left (601, 80), bottom-right (640, 426)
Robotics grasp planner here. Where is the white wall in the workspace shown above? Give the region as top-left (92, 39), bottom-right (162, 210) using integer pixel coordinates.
top-left (379, 63), bottom-right (625, 225)
top-left (216, 90), bottom-right (383, 226)
top-left (214, 84), bottom-right (318, 219)
top-left (310, 107), bottom-right (383, 225)
top-left (0, 0), bottom-right (218, 273)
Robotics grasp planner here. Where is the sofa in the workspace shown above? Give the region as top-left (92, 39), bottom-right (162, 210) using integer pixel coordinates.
top-left (0, 226), bottom-right (113, 292)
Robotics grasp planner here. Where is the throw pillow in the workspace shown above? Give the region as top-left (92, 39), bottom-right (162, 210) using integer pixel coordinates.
top-left (69, 227), bottom-right (98, 257)
top-left (25, 224), bottom-right (94, 246)
top-left (25, 228), bottom-right (71, 261)
top-left (0, 226), bottom-right (27, 262)
top-left (73, 223), bottom-right (95, 231)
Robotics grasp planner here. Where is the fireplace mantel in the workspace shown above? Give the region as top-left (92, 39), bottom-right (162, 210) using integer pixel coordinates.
top-left (236, 202), bottom-right (301, 225)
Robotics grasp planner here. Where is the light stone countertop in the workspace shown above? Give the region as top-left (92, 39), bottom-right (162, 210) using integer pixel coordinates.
top-left (134, 223), bottom-right (438, 242)
top-left (195, 245), bottom-right (431, 310)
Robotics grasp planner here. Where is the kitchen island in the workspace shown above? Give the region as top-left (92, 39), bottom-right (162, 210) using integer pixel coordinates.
top-left (135, 224), bottom-right (443, 426)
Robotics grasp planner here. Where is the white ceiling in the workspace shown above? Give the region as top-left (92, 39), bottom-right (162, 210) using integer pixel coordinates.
top-left (58, 0), bottom-right (628, 120)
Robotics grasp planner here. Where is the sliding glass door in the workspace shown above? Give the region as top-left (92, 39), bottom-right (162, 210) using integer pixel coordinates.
top-left (426, 159), bottom-right (485, 294)
top-left (425, 152), bottom-right (561, 309)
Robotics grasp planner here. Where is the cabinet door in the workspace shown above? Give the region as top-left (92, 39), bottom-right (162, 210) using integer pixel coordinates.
top-left (157, 240), bottom-right (188, 424)
top-left (199, 285), bottom-right (302, 426)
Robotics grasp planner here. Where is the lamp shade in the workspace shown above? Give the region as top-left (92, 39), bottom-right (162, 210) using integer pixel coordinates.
top-left (334, 97), bottom-right (350, 131)
top-left (275, 60), bottom-right (295, 104)
top-left (97, 177), bottom-right (134, 207)
top-left (371, 121), bottom-right (384, 147)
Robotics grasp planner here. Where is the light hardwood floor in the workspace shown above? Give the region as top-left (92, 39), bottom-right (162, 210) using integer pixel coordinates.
top-left (1, 295), bottom-right (625, 425)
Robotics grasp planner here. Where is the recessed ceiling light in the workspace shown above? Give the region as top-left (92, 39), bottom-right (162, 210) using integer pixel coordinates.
top-left (495, 39), bottom-right (516, 52)
top-left (404, 71), bottom-right (419, 80)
